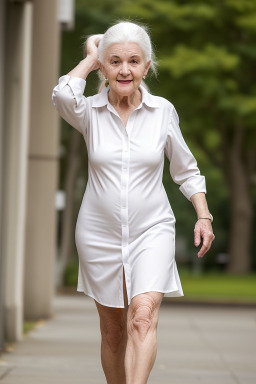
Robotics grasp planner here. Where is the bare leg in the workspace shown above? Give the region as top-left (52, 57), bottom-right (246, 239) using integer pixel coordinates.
top-left (125, 291), bottom-right (164, 384)
top-left (94, 267), bottom-right (129, 384)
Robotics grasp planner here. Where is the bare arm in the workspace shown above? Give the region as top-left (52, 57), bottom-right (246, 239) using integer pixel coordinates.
top-left (66, 34), bottom-right (103, 79)
top-left (190, 192), bottom-right (215, 258)
top-left (190, 192), bottom-right (210, 218)
top-left (52, 35), bottom-right (103, 134)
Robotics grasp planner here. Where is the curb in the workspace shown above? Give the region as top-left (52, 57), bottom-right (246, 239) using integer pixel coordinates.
top-left (162, 297), bottom-right (256, 309)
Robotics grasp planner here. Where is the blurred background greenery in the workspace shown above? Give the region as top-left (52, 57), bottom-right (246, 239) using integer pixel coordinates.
top-left (57, 0), bottom-right (256, 302)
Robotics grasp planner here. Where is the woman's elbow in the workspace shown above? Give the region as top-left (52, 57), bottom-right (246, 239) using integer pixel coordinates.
top-left (51, 87), bottom-right (73, 112)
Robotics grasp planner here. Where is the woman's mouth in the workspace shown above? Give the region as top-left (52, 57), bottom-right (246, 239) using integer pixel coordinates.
top-left (117, 80), bottom-right (132, 84)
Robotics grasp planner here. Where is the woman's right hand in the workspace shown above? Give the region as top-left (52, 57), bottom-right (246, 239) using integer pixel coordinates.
top-left (66, 34), bottom-right (103, 79)
top-left (84, 34), bottom-right (103, 71)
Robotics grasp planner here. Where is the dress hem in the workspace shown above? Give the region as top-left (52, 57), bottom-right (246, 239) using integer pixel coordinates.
top-left (130, 289), bottom-right (184, 304)
top-left (77, 287), bottom-right (184, 308)
top-left (77, 288), bottom-right (127, 308)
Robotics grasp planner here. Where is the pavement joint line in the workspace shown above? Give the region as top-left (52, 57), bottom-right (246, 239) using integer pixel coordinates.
top-left (0, 367), bottom-right (13, 381)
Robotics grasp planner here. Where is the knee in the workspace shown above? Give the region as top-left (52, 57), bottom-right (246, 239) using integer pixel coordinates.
top-left (101, 321), bottom-right (126, 353)
top-left (128, 295), bottom-right (158, 342)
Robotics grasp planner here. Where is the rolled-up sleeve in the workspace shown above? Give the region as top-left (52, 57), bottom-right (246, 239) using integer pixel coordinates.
top-left (52, 75), bottom-right (88, 135)
top-left (164, 105), bottom-right (207, 201)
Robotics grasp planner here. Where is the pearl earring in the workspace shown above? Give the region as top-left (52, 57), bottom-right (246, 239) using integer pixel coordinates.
top-left (105, 78), bottom-right (109, 87)
top-left (143, 76), bottom-right (146, 79)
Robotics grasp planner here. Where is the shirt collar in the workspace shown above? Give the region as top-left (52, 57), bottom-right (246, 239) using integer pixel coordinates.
top-left (91, 83), bottom-right (160, 109)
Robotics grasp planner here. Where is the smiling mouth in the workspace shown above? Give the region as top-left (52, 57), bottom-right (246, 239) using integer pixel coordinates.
top-left (117, 80), bottom-right (132, 84)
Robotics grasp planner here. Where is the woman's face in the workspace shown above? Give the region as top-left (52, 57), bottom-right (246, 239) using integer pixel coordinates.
top-left (99, 41), bottom-right (151, 97)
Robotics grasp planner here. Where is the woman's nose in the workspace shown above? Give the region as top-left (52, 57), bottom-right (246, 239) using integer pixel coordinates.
top-left (120, 62), bottom-right (130, 76)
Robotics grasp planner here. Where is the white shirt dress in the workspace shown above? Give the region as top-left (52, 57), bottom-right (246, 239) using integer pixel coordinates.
top-left (52, 75), bottom-right (207, 308)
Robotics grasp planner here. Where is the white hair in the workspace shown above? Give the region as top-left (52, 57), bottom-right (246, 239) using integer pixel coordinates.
top-left (97, 21), bottom-right (158, 76)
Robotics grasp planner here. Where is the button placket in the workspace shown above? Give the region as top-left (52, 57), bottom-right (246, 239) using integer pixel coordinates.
top-left (119, 111), bottom-right (137, 306)
top-left (120, 117), bottom-right (133, 262)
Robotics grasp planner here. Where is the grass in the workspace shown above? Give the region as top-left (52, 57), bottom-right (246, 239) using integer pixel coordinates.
top-left (179, 270), bottom-right (256, 302)
top-left (23, 321), bottom-right (36, 335)
top-left (64, 260), bottom-right (79, 286)
top-left (63, 260), bottom-right (256, 303)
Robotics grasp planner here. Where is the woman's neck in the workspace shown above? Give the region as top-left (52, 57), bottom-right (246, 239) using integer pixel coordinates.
top-left (108, 88), bottom-right (142, 110)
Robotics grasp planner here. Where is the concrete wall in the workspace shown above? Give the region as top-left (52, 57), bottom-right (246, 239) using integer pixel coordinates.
top-left (1, 0), bottom-right (61, 343)
top-left (3, 0), bottom-right (33, 342)
top-left (23, 0), bottom-right (61, 320)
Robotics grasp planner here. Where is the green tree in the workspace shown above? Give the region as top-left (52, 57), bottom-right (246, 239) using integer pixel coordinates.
top-left (115, 0), bottom-right (256, 273)
top-left (60, 0), bottom-right (256, 275)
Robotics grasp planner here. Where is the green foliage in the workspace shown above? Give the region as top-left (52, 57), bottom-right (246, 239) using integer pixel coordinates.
top-left (160, 45), bottom-right (240, 77)
top-left (63, 260), bottom-right (79, 286)
top-left (60, 0), bottom-right (256, 271)
top-left (114, 0), bottom-right (256, 265)
top-left (23, 321), bottom-right (36, 335)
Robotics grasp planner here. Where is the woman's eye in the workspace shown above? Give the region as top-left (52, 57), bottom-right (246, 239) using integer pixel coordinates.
top-left (112, 60), bottom-right (119, 64)
top-left (131, 59), bottom-right (138, 64)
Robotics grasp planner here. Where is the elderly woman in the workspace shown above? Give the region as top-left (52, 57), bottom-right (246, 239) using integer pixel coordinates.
top-left (52, 21), bottom-right (214, 384)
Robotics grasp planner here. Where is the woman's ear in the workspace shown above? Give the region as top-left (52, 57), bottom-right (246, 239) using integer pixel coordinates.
top-left (144, 60), bottom-right (151, 76)
top-left (98, 61), bottom-right (106, 78)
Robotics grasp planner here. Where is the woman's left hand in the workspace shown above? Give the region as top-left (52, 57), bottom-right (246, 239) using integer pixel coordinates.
top-left (194, 219), bottom-right (215, 258)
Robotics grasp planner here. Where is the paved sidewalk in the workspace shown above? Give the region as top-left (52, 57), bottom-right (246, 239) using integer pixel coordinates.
top-left (0, 294), bottom-right (256, 384)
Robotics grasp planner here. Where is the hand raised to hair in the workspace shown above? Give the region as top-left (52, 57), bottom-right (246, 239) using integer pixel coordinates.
top-left (67, 34), bottom-right (103, 78)
top-left (84, 34), bottom-right (103, 71)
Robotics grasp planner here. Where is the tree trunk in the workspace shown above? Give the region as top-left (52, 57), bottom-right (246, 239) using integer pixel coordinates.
top-left (223, 125), bottom-right (253, 274)
top-left (57, 129), bottom-right (82, 286)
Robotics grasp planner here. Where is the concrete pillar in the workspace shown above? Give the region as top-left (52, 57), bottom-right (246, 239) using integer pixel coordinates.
top-left (3, 0), bottom-right (33, 341)
top-left (23, 0), bottom-right (61, 319)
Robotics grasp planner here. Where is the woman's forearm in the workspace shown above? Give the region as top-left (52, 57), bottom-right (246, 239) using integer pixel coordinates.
top-left (190, 192), bottom-right (211, 219)
top-left (66, 35), bottom-right (102, 80)
top-left (67, 56), bottom-right (96, 80)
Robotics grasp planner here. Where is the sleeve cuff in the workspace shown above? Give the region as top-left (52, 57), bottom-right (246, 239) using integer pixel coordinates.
top-left (57, 75), bottom-right (86, 92)
top-left (179, 175), bottom-right (207, 201)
